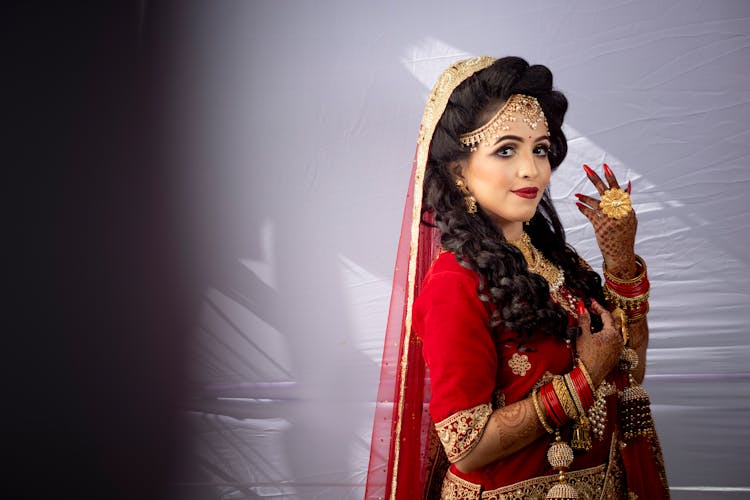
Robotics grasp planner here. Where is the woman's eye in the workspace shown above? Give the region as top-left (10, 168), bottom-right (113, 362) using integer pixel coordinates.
top-left (495, 146), bottom-right (515, 157)
top-left (534, 144), bottom-right (550, 156)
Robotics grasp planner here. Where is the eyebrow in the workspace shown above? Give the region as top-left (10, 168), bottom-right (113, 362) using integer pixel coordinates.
top-left (493, 134), bottom-right (550, 145)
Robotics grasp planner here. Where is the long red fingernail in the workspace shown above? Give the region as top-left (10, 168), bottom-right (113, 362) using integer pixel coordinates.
top-left (575, 202), bottom-right (585, 210)
top-left (603, 163), bottom-right (613, 177)
top-left (583, 164), bottom-right (595, 177)
top-left (627, 180), bottom-right (632, 193)
top-left (574, 193), bottom-right (584, 199)
top-left (576, 300), bottom-right (586, 316)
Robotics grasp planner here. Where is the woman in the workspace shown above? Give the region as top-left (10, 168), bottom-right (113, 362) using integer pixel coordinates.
top-left (365, 56), bottom-right (669, 499)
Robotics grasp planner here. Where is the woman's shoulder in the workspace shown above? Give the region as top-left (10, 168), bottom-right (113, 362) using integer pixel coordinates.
top-left (422, 251), bottom-right (480, 288)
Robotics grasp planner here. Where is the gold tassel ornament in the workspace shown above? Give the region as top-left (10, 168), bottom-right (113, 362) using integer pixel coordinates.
top-left (613, 308), bottom-right (656, 441)
top-left (545, 430), bottom-right (578, 499)
top-left (619, 347), bottom-right (655, 440)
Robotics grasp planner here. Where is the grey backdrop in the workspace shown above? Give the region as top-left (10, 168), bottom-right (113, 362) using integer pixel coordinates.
top-left (169, 1), bottom-right (750, 498)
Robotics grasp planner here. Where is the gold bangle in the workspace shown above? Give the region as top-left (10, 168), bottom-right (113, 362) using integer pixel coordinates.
top-left (626, 303), bottom-right (650, 324)
top-left (576, 359), bottom-right (596, 392)
top-left (553, 375), bottom-right (579, 420)
top-left (532, 388), bottom-right (554, 434)
top-left (604, 288), bottom-right (650, 303)
top-left (564, 373), bottom-right (586, 416)
top-left (603, 286), bottom-right (649, 311)
top-left (603, 255), bottom-right (647, 285)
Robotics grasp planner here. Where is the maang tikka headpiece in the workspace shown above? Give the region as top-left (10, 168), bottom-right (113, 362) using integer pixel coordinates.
top-left (459, 94), bottom-right (550, 152)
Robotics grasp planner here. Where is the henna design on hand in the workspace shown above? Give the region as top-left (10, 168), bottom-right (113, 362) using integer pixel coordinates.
top-left (575, 164), bottom-right (638, 277)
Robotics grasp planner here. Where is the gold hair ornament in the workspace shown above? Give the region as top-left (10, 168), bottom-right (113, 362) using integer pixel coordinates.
top-left (459, 94), bottom-right (550, 151)
top-left (598, 187), bottom-right (632, 219)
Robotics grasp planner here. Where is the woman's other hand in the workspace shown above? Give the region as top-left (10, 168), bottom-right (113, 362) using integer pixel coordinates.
top-left (575, 299), bottom-right (623, 386)
top-left (575, 163), bottom-right (639, 278)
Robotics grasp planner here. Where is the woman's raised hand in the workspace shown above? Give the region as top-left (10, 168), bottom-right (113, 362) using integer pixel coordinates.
top-left (575, 164), bottom-right (638, 276)
top-left (575, 299), bottom-right (623, 386)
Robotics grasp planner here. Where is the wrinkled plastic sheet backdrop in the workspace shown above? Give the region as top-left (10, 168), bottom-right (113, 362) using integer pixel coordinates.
top-left (171, 1), bottom-right (750, 498)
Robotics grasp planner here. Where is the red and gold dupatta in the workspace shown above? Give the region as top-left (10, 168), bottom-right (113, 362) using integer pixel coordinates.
top-left (364, 57), bottom-right (496, 500)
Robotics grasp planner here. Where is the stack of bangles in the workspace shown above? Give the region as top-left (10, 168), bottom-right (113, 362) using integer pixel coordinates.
top-left (602, 254), bottom-right (650, 323)
top-left (532, 360), bottom-right (596, 433)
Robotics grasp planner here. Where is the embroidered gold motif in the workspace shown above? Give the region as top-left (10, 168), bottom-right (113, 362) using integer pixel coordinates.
top-left (480, 465), bottom-right (607, 499)
top-left (441, 469), bottom-right (482, 499)
top-left (434, 403), bottom-right (492, 463)
top-left (508, 353), bottom-right (531, 376)
top-left (439, 432), bottom-right (626, 500)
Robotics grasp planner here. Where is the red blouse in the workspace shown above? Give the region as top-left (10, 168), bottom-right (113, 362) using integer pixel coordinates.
top-left (413, 252), bottom-right (615, 490)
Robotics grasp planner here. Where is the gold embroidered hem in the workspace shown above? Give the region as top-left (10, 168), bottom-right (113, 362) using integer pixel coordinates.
top-left (435, 403), bottom-right (492, 462)
top-left (438, 434), bottom-right (625, 500)
top-left (441, 469), bottom-right (483, 499)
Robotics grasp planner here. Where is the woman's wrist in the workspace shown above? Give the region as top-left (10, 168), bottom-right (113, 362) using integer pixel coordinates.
top-left (602, 251), bottom-right (638, 280)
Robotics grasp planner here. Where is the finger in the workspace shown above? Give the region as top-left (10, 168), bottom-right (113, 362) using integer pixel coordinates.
top-left (590, 300), bottom-right (614, 329)
top-left (577, 306), bottom-right (591, 333)
top-left (575, 202), bottom-right (603, 224)
top-left (575, 193), bottom-right (600, 210)
top-left (602, 163), bottom-right (621, 190)
top-left (583, 164), bottom-right (608, 195)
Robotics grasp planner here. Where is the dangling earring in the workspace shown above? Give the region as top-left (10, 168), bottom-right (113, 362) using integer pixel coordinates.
top-left (455, 178), bottom-right (478, 214)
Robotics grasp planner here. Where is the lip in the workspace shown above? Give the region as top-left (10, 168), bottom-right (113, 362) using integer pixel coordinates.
top-left (512, 187), bottom-right (539, 199)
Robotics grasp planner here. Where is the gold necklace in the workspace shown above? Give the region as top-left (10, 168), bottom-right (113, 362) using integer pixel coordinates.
top-left (508, 232), bottom-right (578, 316)
top-left (508, 232), bottom-right (564, 291)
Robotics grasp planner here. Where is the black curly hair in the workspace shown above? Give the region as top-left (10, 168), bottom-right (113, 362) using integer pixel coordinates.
top-left (423, 56), bottom-right (605, 344)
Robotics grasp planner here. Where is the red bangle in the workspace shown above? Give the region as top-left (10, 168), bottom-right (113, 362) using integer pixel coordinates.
top-left (626, 301), bottom-right (649, 321)
top-left (570, 367), bottom-right (594, 409)
top-left (540, 382), bottom-right (567, 427)
top-left (626, 300), bottom-right (649, 316)
top-left (605, 276), bottom-right (649, 296)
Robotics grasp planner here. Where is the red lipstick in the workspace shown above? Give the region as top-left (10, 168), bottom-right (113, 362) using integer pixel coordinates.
top-left (512, 187), bottom-right (539, 199)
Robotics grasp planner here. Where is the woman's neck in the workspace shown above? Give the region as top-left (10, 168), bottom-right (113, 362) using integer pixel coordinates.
top-left (501, 221), bottom-right (524, 241)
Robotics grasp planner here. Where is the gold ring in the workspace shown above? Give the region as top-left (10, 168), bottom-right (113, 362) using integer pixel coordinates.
top-left (599, 188), bottom-right (632, 219)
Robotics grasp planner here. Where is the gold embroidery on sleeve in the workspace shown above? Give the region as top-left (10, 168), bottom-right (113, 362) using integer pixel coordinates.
top-left (435, 403), bottom-right (492, 463)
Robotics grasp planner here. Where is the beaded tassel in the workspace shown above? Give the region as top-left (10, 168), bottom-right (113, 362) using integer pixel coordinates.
top-left (545, 430), bottom-right (578, 499)
top-left (587, 382), bottom-right (616, 441)
top-left (618, 347), bottom-right (655, 441)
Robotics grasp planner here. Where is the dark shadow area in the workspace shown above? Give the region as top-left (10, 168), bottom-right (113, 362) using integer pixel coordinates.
top-left (5, 3), bottom-right (195, 499)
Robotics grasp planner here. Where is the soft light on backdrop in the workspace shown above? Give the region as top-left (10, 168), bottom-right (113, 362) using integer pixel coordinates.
top-left (167, 2), bottom-right (750, 498)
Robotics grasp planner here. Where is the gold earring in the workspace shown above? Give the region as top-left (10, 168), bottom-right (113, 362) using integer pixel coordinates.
top-left (455, 179), bottom-right (478, 214)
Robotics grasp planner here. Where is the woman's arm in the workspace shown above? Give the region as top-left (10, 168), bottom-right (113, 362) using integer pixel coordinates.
top-left (576, 164), bottom-right (649, 382)
top-left (456, 301), bottom-right (624, 473)
top-left (454, 397), bottom-right (545, 473)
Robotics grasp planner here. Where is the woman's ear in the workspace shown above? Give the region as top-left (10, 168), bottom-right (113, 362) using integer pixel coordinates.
top-left (448, 160), bottom-right (467, 182)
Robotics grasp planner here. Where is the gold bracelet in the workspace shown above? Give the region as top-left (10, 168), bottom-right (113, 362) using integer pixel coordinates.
top-left (553, 375), bottom-right (579, 420)
top-left (576, 359), bottom-right (596, 392)
top-left (564, 373), bottom-right (586, 416)
top-left (603, 286), bottom-right (649, 311)
top-left (532, 388), bottom-right (554, 434)
top-left (603, 255), bottom-right (647, 285)
top-left (626, 302), bottom-right (650, 324)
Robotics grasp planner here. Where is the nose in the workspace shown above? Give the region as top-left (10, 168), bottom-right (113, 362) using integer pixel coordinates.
top-left (517, 149), bottom-right (540, 179)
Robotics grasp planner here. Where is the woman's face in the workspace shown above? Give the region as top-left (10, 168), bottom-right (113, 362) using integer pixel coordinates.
top-left (460, 111), bottom-right (551, 239)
